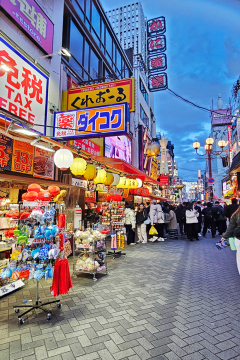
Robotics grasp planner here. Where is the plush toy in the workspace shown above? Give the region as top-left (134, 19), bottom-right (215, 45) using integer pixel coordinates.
top-left (28, 184), bottom-right (41, 193)
top-left (34, 225), bottom-right (45, 239)
top-left (25, 191), bottom-right (38, 201)
top-left (16, 235), bottom-right (28, 245)
top-left (38, 191), bottom-right (52, 201)
top-left (20, 210), bottom-right (30, 220)
top-left (48, 186), bottom-right (60, 197)
top-left (53, 190), bottom-right (67, 203)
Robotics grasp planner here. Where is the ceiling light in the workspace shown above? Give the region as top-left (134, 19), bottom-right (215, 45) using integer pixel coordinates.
top-left (0, 64), bottom-right (10, 71)
top-left (13, 127), bottom-right (38, 136)
top-left (31, 137), bottom-right (55, 152)
top-left (60, 47), bottom-right (71, 57)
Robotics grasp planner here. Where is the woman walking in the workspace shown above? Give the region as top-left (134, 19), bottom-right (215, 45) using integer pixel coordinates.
top-left (149, 200), bottom-right (165, 242)
top-left (125, 204), bottom-right (136, 245)
top-left (136, 203), bottom-right (148, 243)
top-left (186, 203), bottom-right (199, 241)
top-left (168, 205), bottom-right (178, 239)
top-left (221, 206), bottom-right (240, 274)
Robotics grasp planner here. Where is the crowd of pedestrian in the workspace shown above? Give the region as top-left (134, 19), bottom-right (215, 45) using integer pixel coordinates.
top-left (124, 198), bottom-right (240, 244)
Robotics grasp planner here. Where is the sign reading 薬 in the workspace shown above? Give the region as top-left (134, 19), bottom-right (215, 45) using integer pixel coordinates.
top-left (53, 103), bottom-right (129, 140)
top-left (147, 16), bottom-right (168, 92)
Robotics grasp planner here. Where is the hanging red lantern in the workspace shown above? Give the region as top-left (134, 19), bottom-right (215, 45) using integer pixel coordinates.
top-left (112, 194), bottom-right (122, 202)
top-left (106, 195), bottom-right (113, 202)
top-left (27, 183), bottom-right (41, 193)
top-left (48, 186), bottom-right (60, 196)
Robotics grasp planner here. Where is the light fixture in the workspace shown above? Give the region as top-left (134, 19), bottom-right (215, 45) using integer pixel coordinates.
top-left (70, 157), bottom-right (87, 176)
top-left (94, 168), bottom-right (107, 184)
top-left (0, 64), bottom-right (10, 72)
top-left (54, 148), bottom-right (74, 170)
top-left (206, 137), bottom-right (214, 145)
top-left (218, 140), bottom-right (227, 148)
top-left (204, 144), bottom-right (212, 151)
top-left (192, 141), bottom-right (200, 149)
top-left (35, 47), bottom-right (71, 64)
top-left (136, 178), bottom-right (142, 188)
top-left (8, 121), bottom-right (38, 137)
top-left (31, 137), bottom-right (55, 152)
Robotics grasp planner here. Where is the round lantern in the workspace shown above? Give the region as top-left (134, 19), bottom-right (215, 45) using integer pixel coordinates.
top-left (104, 172), bottom-right (114, 186)
top-left (130, 179), bottom-right (138, 189)
top-left (22, 192), bottom-right (28, 201)
top-left (94, 169), bottom-right (107, 184)
top-left (136, 178), bottom-right (142, 188)
top-left (112, 173), bottom-right (120, 186)
top-left (70, 157), bottom-right (87, 176)
top-left (48, 186), bottom-right (60, 196)
top-left (116, 177), bottom-right (128, 189)
top-left (25, 191), bottom-right (38, 201)
top-left (106, 195), bottom-right (113, 202)
top-left (84, 164), bottom-right (97, 180)
top-left (28, 183), bottom-right (41, 193)
top-left (112, 194), bottom-right (122, 202)
top-left (38, 191), bottom-right (52, 201)
top-left (54, 148), bottom-right (74, 170)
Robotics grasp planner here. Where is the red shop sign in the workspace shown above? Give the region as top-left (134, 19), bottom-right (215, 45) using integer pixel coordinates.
top-left (159, 176), bottom-right (169, 186)
top-left (130, 188), bottom-right (149, 197)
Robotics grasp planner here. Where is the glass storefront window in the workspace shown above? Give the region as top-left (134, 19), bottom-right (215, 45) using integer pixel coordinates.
top-left (69, 21), bottom-right (83, 65)
top-left (90, 49), bottom-right (99, 79)
top-left (106, 29), bottom-right (112, 57)
top-left (92, 2), bottom-right (100, 37)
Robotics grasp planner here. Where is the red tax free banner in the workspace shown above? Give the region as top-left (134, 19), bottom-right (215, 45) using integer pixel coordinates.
top-left (0, 36), bottom-right (48, 131)
top-left (159, 176), bottom-right (169, 186)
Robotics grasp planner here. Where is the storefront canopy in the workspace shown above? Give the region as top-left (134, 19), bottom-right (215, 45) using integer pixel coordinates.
top-left (91, 156), bottom-right (161, 186)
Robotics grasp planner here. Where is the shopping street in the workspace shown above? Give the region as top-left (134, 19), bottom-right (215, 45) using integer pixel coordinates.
top-left (1, 234), bottom-right (240, 360)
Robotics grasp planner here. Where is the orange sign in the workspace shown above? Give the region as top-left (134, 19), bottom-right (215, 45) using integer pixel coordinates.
top-left (11, 140), bottom-right (34, 175)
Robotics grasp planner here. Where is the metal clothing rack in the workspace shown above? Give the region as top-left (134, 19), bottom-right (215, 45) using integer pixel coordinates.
top-left (13, 279), bottom-right (61, 324)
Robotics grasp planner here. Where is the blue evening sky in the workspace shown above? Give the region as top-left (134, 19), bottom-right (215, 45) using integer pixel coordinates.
top-left (101, 0), bottom-right (240, 181)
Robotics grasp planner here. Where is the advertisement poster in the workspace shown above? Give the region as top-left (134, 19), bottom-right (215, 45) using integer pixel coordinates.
top-left (105, 135), bottom-right (132, 164)
top-left (11, 140), bottom-right (34, 175)
top-left (0, 0), bottom-right (54, 54)
top-left (0, 134), bottom-right (13, 171)
top-left (0, 37), bottom-right (49, 133)
top-left (33, 147), bottom-right (54, 180)
top-left (71, 139), bottom-right (101, 156)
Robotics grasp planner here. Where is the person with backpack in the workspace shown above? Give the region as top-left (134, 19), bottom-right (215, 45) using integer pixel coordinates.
top-left (136, 203), bottom-right (148, 244)
top-left (186, 202), bottom-right (199, 241)
top-left (149, 200), bottom-right (165, 242)
top-left (212, 201), bottom-right (225, 236)
top-left (176, 203), bottom-right (186, 236)
top-left (167, 205), bottom-right (178, 239)
top-left (202, 202), bottom-right (214, 237)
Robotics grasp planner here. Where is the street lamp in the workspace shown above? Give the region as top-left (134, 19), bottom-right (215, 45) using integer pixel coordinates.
top-left (192, 138), bottom-right (227, 201)
top-left (35, 47), bottom-right (71, 64)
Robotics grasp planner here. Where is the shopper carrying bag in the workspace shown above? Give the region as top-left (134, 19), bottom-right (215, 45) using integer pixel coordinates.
top-left (149, 200), bottom-right (165, 242)
top-left (186, 202), bottom-right (199, 241)
top-left (136, 203), bottom-right (148, 243)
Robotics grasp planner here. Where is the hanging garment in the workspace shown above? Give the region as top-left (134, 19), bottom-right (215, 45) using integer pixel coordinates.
top-left (50, 259), bottom-right (72, 297)
top-left (58, 214), bottom-right (66, 230)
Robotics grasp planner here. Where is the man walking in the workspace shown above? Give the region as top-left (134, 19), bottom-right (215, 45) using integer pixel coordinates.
top-left (176, 202), bottom-right (186, 236)
top-left (202, 202), bottom-right (214, 237)
top-left (224, 198), bottom-right (239, 220)
top-left (212, 201), bottom-right (225, 236)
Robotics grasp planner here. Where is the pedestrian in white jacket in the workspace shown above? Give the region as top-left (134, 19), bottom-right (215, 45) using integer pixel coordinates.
top-left (149, 200), bottom-right (165, 242)
top-left (125, 204), bottom-right (136, 245)
top-left (186, 203), bottom-right (199, 241)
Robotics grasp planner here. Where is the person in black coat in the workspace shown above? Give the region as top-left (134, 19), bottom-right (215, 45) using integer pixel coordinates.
top-left (194, 201), bottom-right (202, 235)
top-left (202, 202), bottom-right (215, 237)
top-left (224, 198), bottom-right (239, 220)
top-left (176, 203), bottom-right (186, 235)
top-left (212, 201), bottom-right (225, 236)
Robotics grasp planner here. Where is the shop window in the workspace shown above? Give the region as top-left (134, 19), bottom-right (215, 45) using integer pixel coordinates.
top-left (92, 2), bottom-right (100, 37)
top-left (69, 56), bottom-right (83, 78)
top-left (90, 49), bottom-right (99, 79)
top-left (140, 106), bottom-right (149, 127)
top-left (69, 20), bottom-right (83, 65)
top-left (140, 78), bottom-right (148, 104)
top-left (101, 21), bottom-right (105, 46)
top-left (84, 40), bottom-right (89, 72)
top-left (106, 28), bottom-right (112, 57)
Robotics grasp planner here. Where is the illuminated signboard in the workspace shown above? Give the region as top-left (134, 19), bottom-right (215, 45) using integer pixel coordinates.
top-left (0, 0), bottom-right (54, 54)
top-left (105, 135), bottom-right (132, 164)
top-left (53, 103), bottom-right (129, 140)
top-left (0, 36), bottom-right (49, 132)
top-left (67, 78), bottom-right (134, 112)
top-left (211, 108), bottom-right (232, 127)
top-left (147, 16), bottom-right (168, 92)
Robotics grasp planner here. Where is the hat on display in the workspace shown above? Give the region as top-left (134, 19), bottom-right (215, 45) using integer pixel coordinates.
top-left (33, 270), bottom-right (44, 281)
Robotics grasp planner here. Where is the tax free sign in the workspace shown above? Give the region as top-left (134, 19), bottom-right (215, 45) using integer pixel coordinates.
top-left (53, 103), bottom-right (129, 140)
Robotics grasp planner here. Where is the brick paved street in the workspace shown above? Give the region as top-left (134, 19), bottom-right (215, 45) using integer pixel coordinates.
top-left (1, 235), bottom-right (240, 360)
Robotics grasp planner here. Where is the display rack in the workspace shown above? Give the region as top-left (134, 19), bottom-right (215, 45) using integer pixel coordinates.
top-left (73, 231), bottom-right (108, 281)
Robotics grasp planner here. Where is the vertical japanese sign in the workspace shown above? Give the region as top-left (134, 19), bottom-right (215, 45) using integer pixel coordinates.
top-left (228, 125), bottom-right (233, 164)
top-left (0, 134), bottom-right (13, 170)
top-left (11, 140), bottom-right (34, 174)
top-left (33, 147), bottom-right (54, 180)
top-left (147, 16), bottom-right (168, 92)
top-left (0, 36), bottom-right (49, 132)
top-left (53, 103), bottom-right (129, 140)
top-left (0, 0), bottom-right (53, 54)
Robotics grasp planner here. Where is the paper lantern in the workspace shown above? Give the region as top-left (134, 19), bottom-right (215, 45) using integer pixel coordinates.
top-left (96, 206), bottom-right (101, 213)
top-left (136, 178), bottom-right (142, 188)
top-left (70, 157), bottom-right (87, 176)
top-left (93, 169), bottom-right (107, 184)
top-left (112, 173), bottom-right (120, 186)
top-left (22, 192), bottom-right (28, 201)
top-left (54, 148), bottom-right (73, 170)
top-left (38, 191), bottom-right (52, 201)
top-left (28, 183), bottom-right (41, 193)
top-left (84, 164), bottom-right (97, 180)
top-left (117, 177), bottom-right (128, 188)
top-left (106, 195), bottom-right (113, 202)
top-left (104, 172), bottom-right (114, 186)
top-left (48, 186), bottom-right (60, 196)
top-left (25, 191), bottom-right (38, 201)
top-left (128, 179), bottom-right (138, 189)
top-left (112, 194), bottom-right (122, 202)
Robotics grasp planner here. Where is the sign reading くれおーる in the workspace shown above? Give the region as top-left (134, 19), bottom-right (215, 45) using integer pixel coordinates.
top-left (67, 78), bottom-right (134, 112)
top-left (53, 103), bottom-right (129, 139)
top-left (0, 36), bottom-right (48, 131)
top-left (0, 0), bottom-right (54, 54)
top-left (11, 139), bottom-right (34, 174)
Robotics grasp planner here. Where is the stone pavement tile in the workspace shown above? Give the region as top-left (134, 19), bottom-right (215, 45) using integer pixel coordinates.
top-left (76, 352), bottom-right (98, 360)
top-left (132, 345), bottom-right (152, 360)
top-left (84, 327), bottom-right (98, 339)
top-left (167, 342), bottom-right (187, 357)
top-left (184, 327), bottom-right (203, 336)
top-left (10, 340), bottom-right (21, 354)
top-left (109, 332), bottom-right (125, 345)
top-left (199, 339), bottom-right (221, 354)
top-left (170, 328), bottom-right (188, 339)
top-left (118, 340), bottom-right (139, 351)
top-left (216, 339), bottom-right (236, 351)
top-left (217, 348), bottom-right (239, 360)
top-left (139, 329), bottom-right (157, 342)
top-left (169, 335), bottom-right (188, 348)
top-left (200, 332), bottom-right (219, 345)
top-left (22, 340), bottom-right (44, 351)
top-left (35, 345), bottom-right (47, 360)
top-left (199, 325), bottom-right (218, 337)
top-left (91, 335), bottom-right (111, 345)
top-left (65, 330), bottom-right (85, 339)
top-left (200, 348), bottom-right (223, 360)
top-left (136, 337), bottom-right (153, 350)
top-left (165, 352), bottom-right (182, 360)
top-left (23, 355), bottom-right (36, 360)
top-left (56, 338), bottom-right (79, 347)
top-left (10, 348), bottom-right (35, 360)
top-left (214, 326), bottom-right (232, 334)
top-left (149, 345), bottom-right (170, 357)
top-left (98, 349), bottom-right (115, 360)
top-left (128, 355), bottom-right (141, 360)
top-left (184, 334), bottom-right (203, 345)
top-left (151, 337), bottom-right (172, 348)
top-left (69, 342), bottom-right (85, 357)
top-left (112, 349), bottom-right (135, 360)
top-left (0, 343), bottom-right (10, 351)
top-left (60, 324), bottom-right (73, 334)
top-left (104, 340), bottom-right (120, 354)
top-left (182, 342), bottom-right (204, 354)
top-left (44, 337), bottom-right (57, 351)
top-left (48, 345), bottom-right (70, 358)
top-left (0, 348), bottom-right (9, 360)
top-left (61, 351), bottom-right (75, 360)
top-left (182, 352), bottom-right (205, 360)
top-left (84, 342), bottom-right (106, 354)
top-left (20, 332), bottom-right (32, 345)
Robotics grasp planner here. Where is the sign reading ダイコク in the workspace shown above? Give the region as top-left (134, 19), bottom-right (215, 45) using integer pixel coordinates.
top-left (67, 78), bottom-right (134, 112)
top-left (53, 103), bottom-right (129, 140)
top-left (0, 0), bottom-right (54, 54)
top-left (0, 36), bottom-right (48, 130)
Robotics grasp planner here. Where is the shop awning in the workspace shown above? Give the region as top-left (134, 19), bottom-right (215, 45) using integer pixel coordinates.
top-left (230, 152), bottom-right (240, 173)
top-left (91, 156), bottom-right (161, 186)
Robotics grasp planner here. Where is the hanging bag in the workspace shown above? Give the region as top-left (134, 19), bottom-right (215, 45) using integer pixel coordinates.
top-left (144, 217), bottom-right (151, 225)
top-left (149, 225), bottom-right (158, 235)
top-left (229, 237), bottom-right (237, 251)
